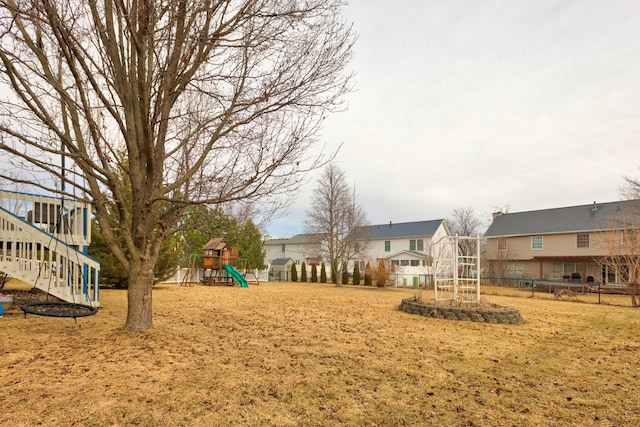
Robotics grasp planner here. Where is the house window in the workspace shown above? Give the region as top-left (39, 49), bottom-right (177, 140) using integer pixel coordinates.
top-left (506, 262), bottom-right (524, 278)
top-left (497, 238), bottom-right (508, 251)
top-left (410, 239), bottom-right (424, 251)
top-left (400, 260), bottom-right (409, 266)
top-left (281, 244), bottom-right (285, 253)
top-left (410, 260), bottom-right (420, 266)
top-left (384, 241), bottom-right (390, 252)
top-left (531, 236), bottom-right (543, 250)
top-left (577, 233), bottom-right (589, 248)
top-left (531, 236), bottom-right (542, 251)
top-left (564, 262), bottom-right (582, 275)
top-left (391, 260), bottom-right (399, 266)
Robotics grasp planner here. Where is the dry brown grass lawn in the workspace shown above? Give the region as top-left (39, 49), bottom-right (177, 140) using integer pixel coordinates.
top-left (1, 280), bottom-right (638, 426)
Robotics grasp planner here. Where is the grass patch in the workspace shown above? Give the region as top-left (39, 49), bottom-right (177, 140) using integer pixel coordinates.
top-left (1, 280), bottom-right (638, 426)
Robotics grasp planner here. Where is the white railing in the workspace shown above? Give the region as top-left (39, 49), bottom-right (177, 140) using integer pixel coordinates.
top-left (0, 190), bottom-right (91, 249)
top-left (0, 191), bottom-right (99, 306)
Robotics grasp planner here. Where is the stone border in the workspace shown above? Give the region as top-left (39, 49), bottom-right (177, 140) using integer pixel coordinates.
top-left (399, 298), bottom-right (524, 324)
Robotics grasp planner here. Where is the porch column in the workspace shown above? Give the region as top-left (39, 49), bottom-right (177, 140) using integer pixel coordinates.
top-left (539, 259), bottom-right (543, 280)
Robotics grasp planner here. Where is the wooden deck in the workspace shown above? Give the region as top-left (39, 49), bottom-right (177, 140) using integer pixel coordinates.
top-left (534, 281), bottom-right (630, 295)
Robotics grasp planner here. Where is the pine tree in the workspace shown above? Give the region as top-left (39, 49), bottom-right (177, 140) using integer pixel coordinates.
top-left (290, 263), bottom-right (298, 282)
top-left (364, 262), bottom-right (372, 286)
top-left (301, 262), bottom-right (307, 283)
top-left (320, 262), bottom-right (327, 283)
top-left (353, 262), bottom-right (361, 285)
top-left (376, 260), bottom-right (388, 287)
top-left (311, 264), bottom-right (318, 283)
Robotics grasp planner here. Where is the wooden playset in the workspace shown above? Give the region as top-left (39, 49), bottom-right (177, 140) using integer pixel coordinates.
top-left (200, 238), bottom-right (247, 287)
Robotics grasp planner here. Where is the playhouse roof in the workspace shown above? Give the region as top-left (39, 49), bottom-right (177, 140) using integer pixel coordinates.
top-left (203, 237), bottom-right (230, 250)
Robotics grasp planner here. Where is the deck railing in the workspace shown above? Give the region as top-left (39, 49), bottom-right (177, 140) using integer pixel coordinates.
top-left (0, 191), bottom-right (99, 306)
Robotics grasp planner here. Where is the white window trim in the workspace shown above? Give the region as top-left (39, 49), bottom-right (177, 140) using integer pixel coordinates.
top-left (576, 233), bottom-right (590, 249)
top-left (531, 235), bottom-right (543, 250)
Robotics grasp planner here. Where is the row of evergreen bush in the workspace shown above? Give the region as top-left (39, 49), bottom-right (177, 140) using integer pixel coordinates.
top-left (289, 260), bottom-right (389, 286)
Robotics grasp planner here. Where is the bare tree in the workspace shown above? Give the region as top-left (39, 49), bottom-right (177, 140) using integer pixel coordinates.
top-left (0, 0), bottom-right (355, 330)
top-left (485, 238), bottom-right (519, 284)
top-left (448, 206), bottom-right (484, 256)
top-left (598, 203), bottom-right (640, 307)
top-left (304, 163), bottom-right (367, 285)
top-left (619, 169), bottom-right (640, 200)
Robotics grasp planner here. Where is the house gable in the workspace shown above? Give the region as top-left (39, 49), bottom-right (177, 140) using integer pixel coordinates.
top-left (385, 250), bottom-right (429, 260)
top-left (362, 220), bottom-right (447, 261)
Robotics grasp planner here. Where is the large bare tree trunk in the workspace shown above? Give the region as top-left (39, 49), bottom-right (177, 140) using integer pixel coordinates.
top-left (125, 260), bottom-right (156, 330)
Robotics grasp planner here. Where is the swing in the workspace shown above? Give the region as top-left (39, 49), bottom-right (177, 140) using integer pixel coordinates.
top-left (21, 301), bottom-right (97, 318)
top-left (20, 198), bottom-right (98, 320)
top-left (18, 146), bottom-right (98, 320)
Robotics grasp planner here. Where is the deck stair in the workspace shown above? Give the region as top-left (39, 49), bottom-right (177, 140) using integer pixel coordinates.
top-left (0, 190), bottom-right (100, 306)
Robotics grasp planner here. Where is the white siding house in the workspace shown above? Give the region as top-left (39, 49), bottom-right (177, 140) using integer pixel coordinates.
top-left (264, 234), bottom-right (321, 267)
top-left (365, 220), bottom-right (449, 261)
top-left (264, 219), bottom-right (450, 281)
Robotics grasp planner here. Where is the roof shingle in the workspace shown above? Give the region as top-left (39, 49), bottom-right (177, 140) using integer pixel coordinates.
top-left (363, 220), bottom-right (445, 239)
top-left (484, 200), bottom-right (640, 237)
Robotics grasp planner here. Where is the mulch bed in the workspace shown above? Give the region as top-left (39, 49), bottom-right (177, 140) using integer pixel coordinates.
top-left (0, 289), bottom-right (60, 314)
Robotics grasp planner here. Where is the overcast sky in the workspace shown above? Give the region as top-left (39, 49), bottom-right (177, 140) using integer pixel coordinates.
top-left (265, 0), bottom-right (640, 238)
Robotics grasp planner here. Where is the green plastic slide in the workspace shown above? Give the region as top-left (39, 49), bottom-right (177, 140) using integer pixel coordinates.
top-left (223, 264), bottom-right (248, 288)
